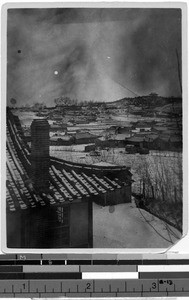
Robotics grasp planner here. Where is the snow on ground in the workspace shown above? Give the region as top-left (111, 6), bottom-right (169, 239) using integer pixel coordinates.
top-left (93, 201), bottom-right (181, 248)
top-left (13, 110), bottom-right (54, 126)
top-left (112, 114), bottom-right (167, 123)
top-left (13, 110), bottom-right (43, 126)
top-left (93, 161), bottom-right (117, 167)
top-left (50, 144), bottom-right (94, 152)
top-left (50, 148), bottom-right (88, 162)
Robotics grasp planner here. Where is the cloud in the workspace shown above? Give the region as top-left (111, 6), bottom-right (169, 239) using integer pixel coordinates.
top-left (7, 8), bottom-right (181, 106)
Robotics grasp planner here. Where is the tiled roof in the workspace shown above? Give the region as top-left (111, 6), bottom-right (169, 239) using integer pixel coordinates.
top-left (126, 136), bottom-right (144, 143)
top-left (153, 126), bottom-right (169, 131)
top-left (144, 134), bottom-right (159, 141)
top-left (113, 134), bottom-right (130, 141)
top-left (135, 123), bottom-right (151, 128)
top-left (6, 109), bottom-right (132, 212)
top-left (74, 132), bottom-right (99, 140)
top-left (50, 135), bottom-right (72, 141)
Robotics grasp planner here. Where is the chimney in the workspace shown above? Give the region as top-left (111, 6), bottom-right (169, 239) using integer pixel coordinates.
top-left (31, 119), bottom-right (50, 193)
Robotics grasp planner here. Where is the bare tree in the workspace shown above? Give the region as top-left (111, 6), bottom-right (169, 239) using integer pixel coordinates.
top-left (133, 154), bottom-right (182, 232)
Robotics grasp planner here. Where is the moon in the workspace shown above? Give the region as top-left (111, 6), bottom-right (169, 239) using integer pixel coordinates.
top-left (54, 70), bottom-right (59, 75)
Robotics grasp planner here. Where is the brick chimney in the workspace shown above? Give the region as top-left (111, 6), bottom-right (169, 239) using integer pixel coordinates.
top-left (31, 119), bottom-right (50, 193)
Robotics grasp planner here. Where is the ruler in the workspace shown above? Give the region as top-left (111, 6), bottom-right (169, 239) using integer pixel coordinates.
top-left (0, 279), bottom-right (189, 297)
top-left (0, 254), bottom-right (189, 297)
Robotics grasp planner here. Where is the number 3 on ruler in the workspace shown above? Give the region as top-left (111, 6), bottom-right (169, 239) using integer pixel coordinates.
top-left (152, 282), bottom-right (157, 289)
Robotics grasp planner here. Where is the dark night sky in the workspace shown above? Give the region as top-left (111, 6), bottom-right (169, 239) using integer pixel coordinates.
top-left (7, 8), bottom-right (182, 106)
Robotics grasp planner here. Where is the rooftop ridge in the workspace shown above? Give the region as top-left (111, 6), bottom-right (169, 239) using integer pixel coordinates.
top-left (50, 156), bottom-right (130, 172)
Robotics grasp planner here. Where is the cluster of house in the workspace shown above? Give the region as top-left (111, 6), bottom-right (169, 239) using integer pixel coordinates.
top-left (47, 119), bottom-right (182, 153)
top-left (100, 120), bottom-right (182, 152)
top-left (19, 101), bottom-right (182, 153)
top-left (48, 105), bottom-right (97, 124)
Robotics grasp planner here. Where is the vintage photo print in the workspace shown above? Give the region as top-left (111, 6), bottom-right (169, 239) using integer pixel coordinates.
top-left (1, 3), bottom-right (187, 251)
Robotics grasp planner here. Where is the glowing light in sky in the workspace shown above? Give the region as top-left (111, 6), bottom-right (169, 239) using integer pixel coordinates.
top-left (54, 70), bottom-right (58, 75)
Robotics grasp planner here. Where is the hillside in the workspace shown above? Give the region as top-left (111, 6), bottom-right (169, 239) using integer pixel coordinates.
top-left (107, 95), bottom-right (182, 109)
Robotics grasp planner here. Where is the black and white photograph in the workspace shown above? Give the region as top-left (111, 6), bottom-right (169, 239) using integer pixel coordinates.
top-left (4, 4), bottom-right (184, 249)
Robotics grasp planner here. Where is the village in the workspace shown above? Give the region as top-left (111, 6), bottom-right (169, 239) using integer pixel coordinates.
top-left (9, 93), bottom-right (182, 243)
top-left (18, 93), bottom-right (182, 155)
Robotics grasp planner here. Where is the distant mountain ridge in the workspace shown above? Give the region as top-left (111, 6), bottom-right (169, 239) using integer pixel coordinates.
top-left (106, 94), bottom-right (182, 109)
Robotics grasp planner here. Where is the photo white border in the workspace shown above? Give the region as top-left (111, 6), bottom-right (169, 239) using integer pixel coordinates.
top-left (1, 1), bottom-right (188, 254)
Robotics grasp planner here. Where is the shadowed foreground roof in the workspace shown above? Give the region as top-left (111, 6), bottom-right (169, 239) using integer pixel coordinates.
top-left (6, 109), bottom-right (132, 212)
